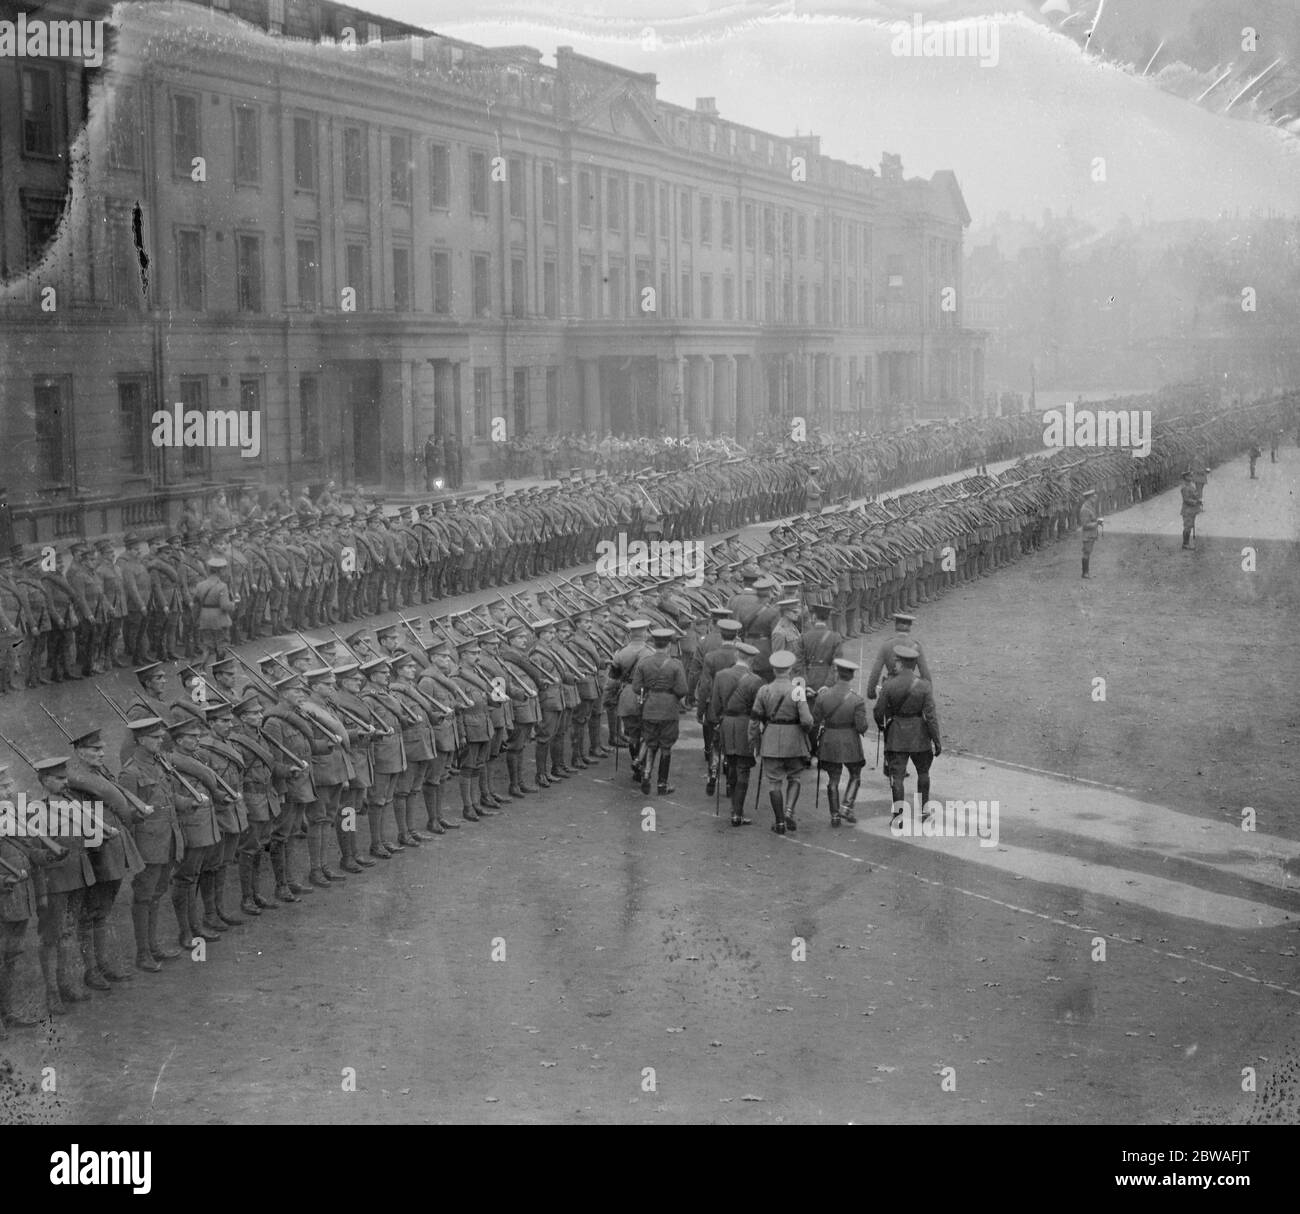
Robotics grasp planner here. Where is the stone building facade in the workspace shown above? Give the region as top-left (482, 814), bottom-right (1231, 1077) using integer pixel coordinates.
top-left (0, 0), bottom-right (984, 537)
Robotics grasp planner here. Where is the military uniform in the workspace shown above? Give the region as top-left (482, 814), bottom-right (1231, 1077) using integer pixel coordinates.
top-left (872, 648), bottom-right (941, 815)
top-left (749, 651), bottom-right (813, 833)
top-left (811, 661), bottom-right (869, 826)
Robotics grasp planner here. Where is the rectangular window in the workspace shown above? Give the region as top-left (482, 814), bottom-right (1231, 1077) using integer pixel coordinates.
top-left (700, 273), bottom-right (713, 320)
top-left (679, 269), bottom-right (692, 319)
top-left (428, 142), bottom-right (450, 208)
top-left (744, 277), bottom-right (754, 321)
top-left (432, 250), bottom-right (451, 314)
top-left (513, 368), bottom-right (527, 434)
top-left (472, 253), bottom-right (491, 317)
top-left (764, 206), bottom-right (775, 255)
top-left (541, 162), bottom-right (557, 222)
top-left (239, 378), bottom-right (262, 463)
top-left (862, 224), bottom-right (871, 266)
top-left (296, 236), bottom-right (319, 309)
top-left (722, 275), bottom-right (735, 320)
top-left (846, 224), bottom-right (857, 262)
top-left (782, 210), bottom-right (792, 252)
top-left (469, 149), bottom-right (489, 214)
top-left (579, 259), bottom-right (595, 319)
top-left (578, 170), bottom-right (594, 227)
top-left (797, 214), bottom-right (807, 257)
top-left (22, 193), bottom-right (62, 268)
top-left (109, 212), bottom-right (137, 309)
top-left (392, 246), bottom-right (411, 311)
top-left (832, 218), bottom-right (842, 261)
top-left (545, 367), bottom-right (559, 430)
top-left (607, 261), bottom-right (624, 319)
top-left (300, 375), bottom-right (322, 459)
top-left (635, 262), bottom-right (652, 320)
top-left (660, 271), bottom-right (670, 319)
top-left (110, 84), bottom-right (142, 169)
top-left (34, 377), bottom-right (73, 485)
top-left (764, 277), bottom-right (774, 322)
top-left (743, 202), bottom-right (754, 250)
top-left (343, 126), bottom-right (366, 199)
top-left (797, 283), bottom-right (807, 325)
top-left (699, 195), bottom-right (712, 246)
top-left (832, 280), bottom-right (842, 325)
top-left (679, 189), bottom-right (692, 241)
top-left (22, 67), bottom-right (59, 158)
top-left (390, 134), bottom-right (411, 204)
top-left (658, 185), bottom-right (668, 238)
top-left (782, 277), bottom-right (792, 322)
top-left (634, 180), bottom-right (648, 236)
top-left (117, 379), bottom-right (150, 475)
top-left (887, 254), bottom-right (904, 288)
top-left (234, 104), bottom-right (260, 184)
top-left (179, 377), bottom-right (207, 477)
top-left (236, 234), bottom-right (263, 312)
top-left (847, 277), bottom-right (856, 325)
top-left (543, 259), bottom-right (558, 319)
top-left (176, 228), bottom-right (204, 311)
top-left (345, 242), bottom-right (367, 310)
top-left (473, 368), bottom-right (491, 439)
top-left (293, 115), bottom-right (316, 191)
top-left (721, 199), bottom-right (734, 248)
top-left (814, 217), bottom-right (824, 260)
top-left (511, 255), bottom-right (526, 318)
top-left (509, 156), bottom-right (525, 218)
top-left (814, 283), bottom-right (824, 324)
top-left (171, 92), bottom-right (200, 175)
top-left (607, 176), bottom-right (622, 232)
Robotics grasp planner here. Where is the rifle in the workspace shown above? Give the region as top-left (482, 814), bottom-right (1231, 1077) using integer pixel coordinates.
top-left (41, 705), bottom-right (155, 820)
top-left (0, 732), bottom-right (72, 860)
top-left (224, 656), bottom-right (312, 771)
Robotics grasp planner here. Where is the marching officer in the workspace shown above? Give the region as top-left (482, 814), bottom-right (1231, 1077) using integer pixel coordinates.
top-left (749, 650), bottom-right (814, 835)
top-left (872, 645), bottom-right (941, 819)
top-left (631, 627), bottom-right (688, 797)
top-left (1079, 487), bottom-right (1102, 579)
top-left (811, 658), bottom-right (868, 827)
top-left (866, 613), bottom-right (931, 699)
top-left (708, 641), bottom-right (763, 826)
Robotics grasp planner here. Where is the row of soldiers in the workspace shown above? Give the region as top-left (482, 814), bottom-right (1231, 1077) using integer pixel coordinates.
top-left (1, 550), bottom-right (939, 1032)
top-left (0, 408), bottom-right (1055, 694)
top-left (2, 396), bottom-right (1284, 1027)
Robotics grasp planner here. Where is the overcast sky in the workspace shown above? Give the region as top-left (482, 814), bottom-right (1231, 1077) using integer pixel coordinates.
top-left (341, 0), bottom-right (1300, 229)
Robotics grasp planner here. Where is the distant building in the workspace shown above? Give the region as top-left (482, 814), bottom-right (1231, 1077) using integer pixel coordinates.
top-left (1, 0), bottom-right (984, 540)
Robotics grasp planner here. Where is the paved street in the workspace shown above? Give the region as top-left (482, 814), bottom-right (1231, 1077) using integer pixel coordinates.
top-left (2, 447), bottom-right (1296, 1125)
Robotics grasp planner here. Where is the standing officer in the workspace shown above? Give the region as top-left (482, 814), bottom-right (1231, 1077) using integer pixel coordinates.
top-left (749, 650), bottom-right (813, 835)
top-left (229, 694), bottom-right (288, 914)
top-left (95, 537), bottom-right (127, 669)
top-left (31, 755), bottom-right (98, 1011)
top-left (866, 613), bottom-right (931, 699)
top-left (872, 645), bottom-right (941, 819)
top-left (0, 763), bottom-right (56, 1032)
top-left (811, 658), bottom-right (869, 827)
top-left (116, 718), bottom-right (186, 971)
top-left (631, 627), bottom-right (688, 796)
top-left (65, 726), bottom-right (145, 987)
top-left (708, 641), bottom-right (762, 826)
top-left (1079, 487), bottom-right (1102, 579)
top-left (1179, 471), bottom-right (1202, 550)
top-left (262, 675), bottom-right (319, 901)
top-left (66, 539), bottom-right (105, 678)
